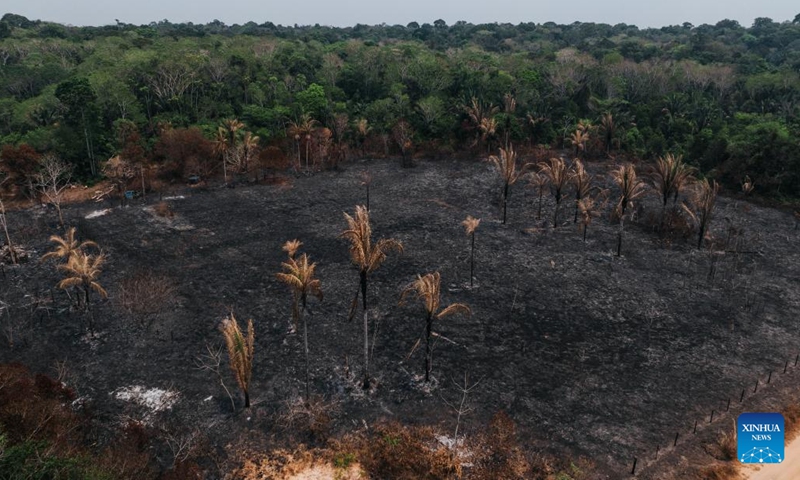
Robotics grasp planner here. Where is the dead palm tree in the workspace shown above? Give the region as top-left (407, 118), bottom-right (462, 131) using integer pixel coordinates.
top-left (280, 239), bottom-right (303, 333)
top-left (461, 216), bottom-right (480, 287)
top-left (529, 173), bottom-right (548, 220)
top-left (682, 179), bottom-right (720, 249)
top-left (741, 175), bottom-right (754, 195)
top-left (652, 153), bottom-right (695, 218)
top-left (341, 205), bottom-right (403, 389)
top-left (41, 227), bottom-right (98, 262)
top-left (479, 117), bottom-right (498, 153)
top-left (570, 159), bottom-right (593, 223)
top-left (611, 164), bottom-right (647, 256)
top-left (400, 272), bottom-right (470, 382)
top-left (487, 146), bottom-right (530, 224)
top-left (241, 131), bottom-right (260, 176)
top-left (465, 97), bottom-right (499, 152)
top-left (539, 157), bottom-right (569, 228)
top-left (213, 127), bottom-right (229, 157)
top-left (57, 251), bottom-right (108, 332)
top-left (570, 129), bottom-right (590, 157)
top-left (221, 118), bottom-right (245, 146)
top-left (600, 112), bottom-right (617, 155)
top-left (282, 239), bottom-right (302, 259)
top-left (276, 252), bottom-right (323, 402)
top-left (289, 114), bottom-right (318, 172)
top-left (220, 313), bottom-right (255, 408)
top-left (354, 118), bottom-right (371, 158)
top-left (578, 190), bottom-right (608, 242)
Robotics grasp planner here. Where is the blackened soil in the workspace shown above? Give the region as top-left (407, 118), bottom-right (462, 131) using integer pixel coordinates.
top-left (2, 157), bottom-right (799, 477)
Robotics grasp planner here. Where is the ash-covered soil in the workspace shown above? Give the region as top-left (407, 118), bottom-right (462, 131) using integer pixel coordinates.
top-left (2, 157), bottom-right (799, 477)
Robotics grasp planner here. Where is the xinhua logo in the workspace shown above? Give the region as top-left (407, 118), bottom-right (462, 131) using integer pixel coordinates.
top-left (738, 413), bottom-right (784, 464)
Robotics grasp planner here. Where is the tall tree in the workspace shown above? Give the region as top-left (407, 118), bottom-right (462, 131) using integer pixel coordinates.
top-left (570, 159), bottom-right (592, 223)
top-left (611, 164), bottom-right (646, 256)
top-left (539, 157), bottom-right (569, 228)
top-left (276, 251), bottom-right (323, 402)
top-left (461, 216), bottom-right (480, 288)
top-left (288, 114), bottom-right (318, 172)
top-left (341, 205), bottom-right (403, 389)
top-left (487, 146), bottom-right (529, 224)
top-left (34, 155), bottom-right (73, 227)
top-left (400, 272), bottom-right (470, 382)
top-left (682, 178), bottom-right (719, 249)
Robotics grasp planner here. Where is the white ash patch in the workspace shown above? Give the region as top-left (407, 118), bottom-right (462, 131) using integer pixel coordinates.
top-left (85, 209), bottom-right (112, 219)
top-left (162, 195), bottom-right (186, 200)
top-left (113, 385), bottom-right (180, 413)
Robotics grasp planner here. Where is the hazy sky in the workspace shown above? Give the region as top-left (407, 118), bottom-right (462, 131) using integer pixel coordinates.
top-left (5, 0), bottom-right (798, 28)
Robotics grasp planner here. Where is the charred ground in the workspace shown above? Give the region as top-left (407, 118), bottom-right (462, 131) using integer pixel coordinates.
top-left (1, 156), bottom-right (799, 478)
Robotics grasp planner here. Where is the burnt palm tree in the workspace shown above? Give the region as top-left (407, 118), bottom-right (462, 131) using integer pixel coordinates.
top-left (570, 129), bottom-right (590, 157)
top-left (578, 190), bottom-right (608, 242)
top-left (461, 216), bottom-right (480, 287)
top-left (741, 175), bottom-right (754, 196)
top-left (539, 157), bottom-right (569, 228)
top-left (611, 164), bottom-right (647, 256)
top-left (342, 205), bottom-right (403, 389)
top-left (400, 272), bottom-right (470, 382)
top-left (529, 173), bottom-right (548, 220)
top-left (652, 153), bottom-right (694, 225)
top-left (683, 179), bottom-right (719, 249)
top-left (289, 114), bottom-right (318, 171)
top-left (570, 159), bottom-right (593, 223)
top-left (276, 252), bottom-right (323, 402)
top-left (487, 146), bottom-right (530, 224)
top-left (354, 118), bottom-right (371, 158)
top-left (57, 251), bottom-right (108, 333)
top-left (221, 118), bottom-right (245, 146)
top-left (465, 97), bottom-right (499, 152)
top-left (600, 112), bottom-right (617, 155)
top-left (280, 239), bottom-right (303, 333)
top-left (220, 312), bottom-right (255, 408)
top-left (41, 227), bottom-right (98, 262)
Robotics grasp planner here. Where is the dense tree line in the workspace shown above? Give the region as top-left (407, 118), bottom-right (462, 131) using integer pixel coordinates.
top-left (0, 12), bottom-right (799, 198)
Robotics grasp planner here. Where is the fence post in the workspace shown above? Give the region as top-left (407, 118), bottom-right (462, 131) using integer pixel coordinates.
top-left (740, 389), bottom-right (745, 402)
top-left (768, 371), bottom-right (772, 384)
top-left (785, 361), bottom-right (789, 374)
top-left (726, 398), bottom-right (731, 412)
top-left (754, 379), bottom-right (759, 393)
top-left (674, 432), bottom-right (679, 446)
top-left (631, 457), bottom-right (637, 475)
top-left (693, 420), bottom-right (698, 434)
top-left (655, 445), bottom-right (659, 459)
top-left (710, 410), bottom-right (715, 423)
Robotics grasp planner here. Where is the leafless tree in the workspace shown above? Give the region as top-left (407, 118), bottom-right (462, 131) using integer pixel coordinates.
top-left (35, 154), bottom-right (73, 227)
top-left (195, 343), bottom-right (236, 412)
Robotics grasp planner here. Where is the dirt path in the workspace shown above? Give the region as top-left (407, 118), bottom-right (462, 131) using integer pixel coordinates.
top-left (746, 436), bottom-right (800, 480)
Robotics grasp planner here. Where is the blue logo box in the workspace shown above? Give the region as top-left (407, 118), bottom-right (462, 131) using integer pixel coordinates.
top-left (738, 413), bottom-right (784, 464)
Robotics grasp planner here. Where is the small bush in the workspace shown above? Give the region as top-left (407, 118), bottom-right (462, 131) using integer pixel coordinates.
top-left (356, 422), bottom-right (459, 479)
top-left (116, 271), bottom-right (176, 329)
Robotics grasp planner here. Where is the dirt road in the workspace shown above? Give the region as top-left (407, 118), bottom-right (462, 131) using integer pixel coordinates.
top-left (746, 437), bottom-right (800, 480)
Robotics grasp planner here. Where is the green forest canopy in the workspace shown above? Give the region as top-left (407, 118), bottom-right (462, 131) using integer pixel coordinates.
top-left (0, 12), bottom-right (799, 197)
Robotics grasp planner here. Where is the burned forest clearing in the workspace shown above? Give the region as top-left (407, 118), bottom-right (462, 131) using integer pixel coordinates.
top-left (1, 156), bottom-right (799, 478)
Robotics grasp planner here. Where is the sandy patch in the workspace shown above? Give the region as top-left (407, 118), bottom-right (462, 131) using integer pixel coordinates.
top-left (85, 209), bottom-right (112, 219)
top-left (113, 385), bottom-right (180, 413)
